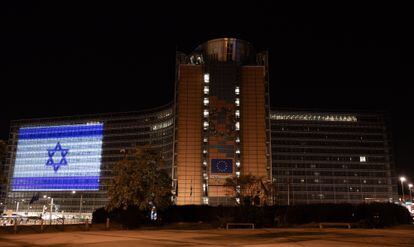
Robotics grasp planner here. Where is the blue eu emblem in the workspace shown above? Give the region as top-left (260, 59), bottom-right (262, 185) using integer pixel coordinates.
top-left (211, 159), bottom-right (233, 174)
top-left (46, 142), bottom-right (69, 172)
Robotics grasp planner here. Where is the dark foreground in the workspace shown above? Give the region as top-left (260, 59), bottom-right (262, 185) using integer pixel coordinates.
top-left (1, 226), bottom-right (414, 246)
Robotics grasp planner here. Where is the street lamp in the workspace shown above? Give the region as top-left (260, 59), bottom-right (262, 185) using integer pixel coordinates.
top-left (409, 183), bottom-right (413, 202)
top-left (72, 191), bottom-right (83, 219)
top-left (400, 177), bottom-right (406, 202)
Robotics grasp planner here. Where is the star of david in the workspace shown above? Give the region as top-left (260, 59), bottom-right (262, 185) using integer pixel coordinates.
top-left (46, 142), bottom-right (69, 172)
top-left (216, 160), bottom-right (228, 172)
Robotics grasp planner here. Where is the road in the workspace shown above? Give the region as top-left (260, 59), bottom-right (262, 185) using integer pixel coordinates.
top-left (0, 227), bottom-right (414, 246)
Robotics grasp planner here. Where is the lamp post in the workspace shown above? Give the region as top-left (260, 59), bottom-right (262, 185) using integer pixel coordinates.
top-left (42, 195), bottom-right (47, 216)
top-left (72, 191), bottom-right (83, 219)
top-left (400, 177), bottom-right (406, 202)
top-left (409, 184), bottom-right (413, 202)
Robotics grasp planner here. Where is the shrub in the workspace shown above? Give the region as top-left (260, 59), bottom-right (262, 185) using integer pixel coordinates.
top-left (92, 202), bottom-right (412, 229)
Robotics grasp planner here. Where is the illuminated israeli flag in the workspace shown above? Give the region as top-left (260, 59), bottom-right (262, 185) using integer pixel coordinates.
top-left (11, 123), bottom-right (104, 191)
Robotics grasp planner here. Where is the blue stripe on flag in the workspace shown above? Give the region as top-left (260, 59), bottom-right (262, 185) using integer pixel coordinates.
top-left (19, 124), bottom-right (104, 139)
top-left (12, 176), bottom-right (100, 191)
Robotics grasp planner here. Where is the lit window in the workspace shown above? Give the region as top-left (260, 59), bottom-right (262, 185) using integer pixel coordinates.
top-left (235, 86), bottom-right (240, 95)
top-left (203, 172), bottom-right (207, 178)
top-left (270, 113), bottom-right (358, 122)
top-left (203, 161), bottom-right (207, 166)
top-left (203, 149), bottom-right (207, 154)
top-left (204, 86), bottom-right (209, 94)
top-left (360, 156), bottom-right (366, 162)
top-left (235, 110), bottom-right (240, 118)
top-left (203, 121), bottom-right (209, 129)
top-left (203, 98), bottom-right (209, 106)
top-left (203, 183), bottom-right (206, 191)
top-left (203, 197), bottom-right (209, 204)
top-left (236, 161), bottom-right (240, 167)
top-left (235, 98), bottom-right (240, 106)
top-left (203, 109), bottom-right (209, 117)
top-left (235, 137), bottom-right (240, 143)
top-left (236, 197), bottom-right (240, 204)
top-left (363, 180), bottom-right (367, 184)
top-left (300, 179), bottom-right (305, 183)
top-left (235, 122), bottom-right (240, 130)
top-left (152, 119), bottom-right (173, 131)
top-left (236, 149), bottom-right (240, 154)
top-left (203, 138), bottom-right (208, 142)
top-left (236, 171), bottom-right (240, 177)
top-left (204, 73), bottom-right (209, 83)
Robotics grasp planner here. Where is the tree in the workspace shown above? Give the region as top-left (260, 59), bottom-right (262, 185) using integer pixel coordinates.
top-left (106, 146), bottom-right (172, 212)
top-left (225, 174), bottom-right (268, 206)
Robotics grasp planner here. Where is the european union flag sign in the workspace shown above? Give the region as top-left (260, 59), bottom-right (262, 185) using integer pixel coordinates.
top-left (11, 123), bottom-right (104, 191)
top-left (211, 159), bottom-right (233, 174)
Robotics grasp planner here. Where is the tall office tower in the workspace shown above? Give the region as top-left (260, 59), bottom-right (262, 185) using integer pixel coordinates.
top-left (173, 38), bottom-right (272, 205)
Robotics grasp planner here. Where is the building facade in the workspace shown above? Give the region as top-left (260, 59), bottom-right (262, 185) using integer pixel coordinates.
top-left (4, 105), bottom-right (173, 213)
top-left (270, 110), bottom-right (398, 204)
top-left (2, 38), bottom-right (398, 214)
top-left (173, 38), bottom-right (272, 205)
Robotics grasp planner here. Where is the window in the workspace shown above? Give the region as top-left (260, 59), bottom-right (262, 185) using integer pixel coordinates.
top-left (360, 156), bottom-right (366, 162)
top-left (204, 86), bottom-right (209, 94)
top-left (203, 98), bottom-right (209, 106)
top-left (235, 98), bottom-right (240, 106)
top-left (235, 122), bottom-right (240, 130)
top-left (235, 86), bottom-right (240, 95)
top-left (204, 73), bottom-right (209, 83)
top-left (203, 109), bottom-right (209, 117)
top-left (235, 110), bottom-right (240, 118)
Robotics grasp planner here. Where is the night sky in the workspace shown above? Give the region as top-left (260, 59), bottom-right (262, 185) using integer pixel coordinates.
top-left (0, 3), bottom-right (412, 179)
